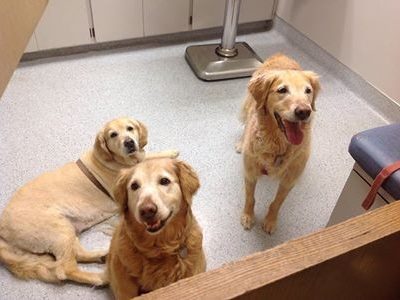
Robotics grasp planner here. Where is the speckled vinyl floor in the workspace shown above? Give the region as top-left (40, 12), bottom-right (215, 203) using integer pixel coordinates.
top-left (0, 18), bottom-right (397, 299)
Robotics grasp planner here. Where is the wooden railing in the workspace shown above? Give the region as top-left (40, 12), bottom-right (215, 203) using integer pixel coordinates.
top-left (137, 201), bottom-right (400, 300)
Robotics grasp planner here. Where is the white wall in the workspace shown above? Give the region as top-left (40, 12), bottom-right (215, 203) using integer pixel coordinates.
top-left (277, 0), bottom-right (400, 104)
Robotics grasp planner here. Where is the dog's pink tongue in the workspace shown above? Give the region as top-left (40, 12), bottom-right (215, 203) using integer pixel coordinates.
top-left (284, 121), bottom-right (303, 145)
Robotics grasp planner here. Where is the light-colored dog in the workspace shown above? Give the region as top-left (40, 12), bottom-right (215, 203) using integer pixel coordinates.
top-left (107, 158), bottom-right (205, 300)
top-left (0, 117), bottom-right (178, 286)
top-left (237, 54), bottom-right (320, 233)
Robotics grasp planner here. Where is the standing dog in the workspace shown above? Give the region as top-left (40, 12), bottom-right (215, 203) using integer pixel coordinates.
top-left (107, 158), bottom-right (205, 300)
top-left (0, 117), bottom-right (177, 286)
top-left (237, 54), bottom-right (320, 233)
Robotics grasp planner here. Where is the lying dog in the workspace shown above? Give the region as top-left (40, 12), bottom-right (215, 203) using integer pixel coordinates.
top-left (0, 117), bottom-right (178, 286)
top-left (237, 54), bottom-right (320, 233)
top-left (107, 158), bottom-right (205, 299)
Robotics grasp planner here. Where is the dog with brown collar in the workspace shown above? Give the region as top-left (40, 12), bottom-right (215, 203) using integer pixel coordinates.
top-left (0, 117), bottom-right (178, 286)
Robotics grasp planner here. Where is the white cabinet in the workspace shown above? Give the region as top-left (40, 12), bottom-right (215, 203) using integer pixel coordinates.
top-left (240, 0), bottom-right (275, 23)
top-left (192, 0), bottom-right (275, 30)
top-left (143, 0), bottom-right (190, 36)
top-left (26, 0), bottom-right (274, 52)
top-left (327, 165), bottom-right (390, 226)
top-left (91, 0), bottom-right (143, 42)
top-left (25, 34), bottom-right (38, 53)
top-left (192, 0), bottom-right (225, 30)
top-left (35, 0), bottom-right (91, 49)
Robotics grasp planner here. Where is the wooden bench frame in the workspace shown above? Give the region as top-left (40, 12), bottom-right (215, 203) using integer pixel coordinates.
top-left (138, 202), bottom-right (400, 299)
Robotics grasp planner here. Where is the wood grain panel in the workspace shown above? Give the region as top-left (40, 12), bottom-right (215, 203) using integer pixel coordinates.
top-left (136, 201), bottom-right (400, 299)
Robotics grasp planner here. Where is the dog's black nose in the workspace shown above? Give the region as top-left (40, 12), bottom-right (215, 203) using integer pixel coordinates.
top-left (295, 106), bottom-right (311, 121)
top-left (124, 138), bottom-right (136, 152)
top-left (139, 202), bottom-right (158, 222)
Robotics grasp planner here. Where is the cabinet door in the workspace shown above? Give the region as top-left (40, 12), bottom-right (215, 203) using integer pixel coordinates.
top-left (91, 0), bottom-right (143, 42)
top-left (143, 0), bottom-right (190, 36)
top-left (35, 0), bottom-right (91, 50)
top-left (25, 33), bottom-right (38, 53)
top-left (240, 0), bottom-right (275, 23)
top-left (193, 0), bottom-right (275, 30)
top-left (327, 169), bottom-right (388, 226)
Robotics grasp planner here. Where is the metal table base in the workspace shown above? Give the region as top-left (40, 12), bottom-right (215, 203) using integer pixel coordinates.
top-left (185, 0), bottom-right (263, 81)
top-left (185, 42), bottom-right (262, 81)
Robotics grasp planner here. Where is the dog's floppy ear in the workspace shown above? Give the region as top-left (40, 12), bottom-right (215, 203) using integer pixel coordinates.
top-left (94, 130), bottom-right (113, 161)
top-left (175, 160), bottom-right (200, 206)
top-left (113, 168), bottom-right (131, 213)
top-left (303, 71), bottom-right (320, 111)
top-left (135, 120), bottom-right (148, 149)
top-left (248, 71), bottom-right (277, 110)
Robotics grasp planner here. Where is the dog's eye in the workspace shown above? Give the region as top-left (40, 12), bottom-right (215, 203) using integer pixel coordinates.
top-left (159, 177), bottom-right (171, 186)
top-left (110, 132), bottom-right (118, 138)
top-left (305, 87), bottom-right (312, 94)
top-left (131, 181), bottom-right (140, 191)
top-left (277, 87), bottom-right (288, 94)
top-left (127, 126), bottom-right (134, 131)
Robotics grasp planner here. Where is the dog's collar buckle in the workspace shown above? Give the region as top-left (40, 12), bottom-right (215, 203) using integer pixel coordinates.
top-left (178, 246), bottom-right (188, 258)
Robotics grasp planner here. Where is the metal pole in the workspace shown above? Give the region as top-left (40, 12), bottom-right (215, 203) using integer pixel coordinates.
top-left (216, 0), bottom-right (241, 57)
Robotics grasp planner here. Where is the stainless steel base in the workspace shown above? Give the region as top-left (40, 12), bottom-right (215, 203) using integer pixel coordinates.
top-left (185, 42), bottom-right (263, 81)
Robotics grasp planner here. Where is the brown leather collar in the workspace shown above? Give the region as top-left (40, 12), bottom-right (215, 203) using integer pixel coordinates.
top-left (76, 159), bottom-right (112, 199)
top-left (362, 160), bottom-right (400, 210)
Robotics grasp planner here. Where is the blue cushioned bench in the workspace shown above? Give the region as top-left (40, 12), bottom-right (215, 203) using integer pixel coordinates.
top-left (327, 124), bottom-right (400, 226)
top-left (349, 123), bottom-right (400, 200)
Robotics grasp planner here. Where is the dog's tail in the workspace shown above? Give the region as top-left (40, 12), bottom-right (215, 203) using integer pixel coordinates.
top-left (0, 237), bottom-right (62, 283)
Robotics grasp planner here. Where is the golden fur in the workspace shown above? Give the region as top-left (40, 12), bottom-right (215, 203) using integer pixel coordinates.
top-left (107, 158), bottom-right (205, 300)
top-left (237, 54), bottom-right (320, 233)
top-left (0, 117), bottom-right (178, 286)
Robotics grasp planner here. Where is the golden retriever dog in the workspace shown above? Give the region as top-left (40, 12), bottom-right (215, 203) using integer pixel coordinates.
top-left (0, 117), bottom-right (178, 286)
top-left (107, 158), bottom-right (205, 299)
top-left (236, 54), bottom-right (320, 234)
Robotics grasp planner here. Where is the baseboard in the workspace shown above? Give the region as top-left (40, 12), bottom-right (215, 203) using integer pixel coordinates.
top-left (21, 20), bottom-right (272, 62)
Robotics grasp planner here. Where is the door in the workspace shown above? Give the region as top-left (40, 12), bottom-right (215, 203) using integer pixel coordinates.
top-left (192, 0), bottom-right (275, 30)
top-left (35, 0), bottom-right (91, 49)
top-left (143, 0), bottom-right (190, 36)
top-left (25, 33), bottom-right (38, 53)
top-left (91, 0), bottom-right (144, 42)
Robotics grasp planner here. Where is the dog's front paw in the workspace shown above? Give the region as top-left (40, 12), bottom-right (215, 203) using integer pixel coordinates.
top-left (241, 213), bottom-right (255, 230)
top-left (262, 218), bottom-right (277, 235)
top-left (167, 149), bottom-right (179, 158)
top-left (93, 271), bottom-right (109, 287)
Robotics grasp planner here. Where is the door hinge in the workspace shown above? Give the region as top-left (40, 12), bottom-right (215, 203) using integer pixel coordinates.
top-left (189, 16), bottom-right (193, 25)
top-left (89, 27), bottom-right (96, 38)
